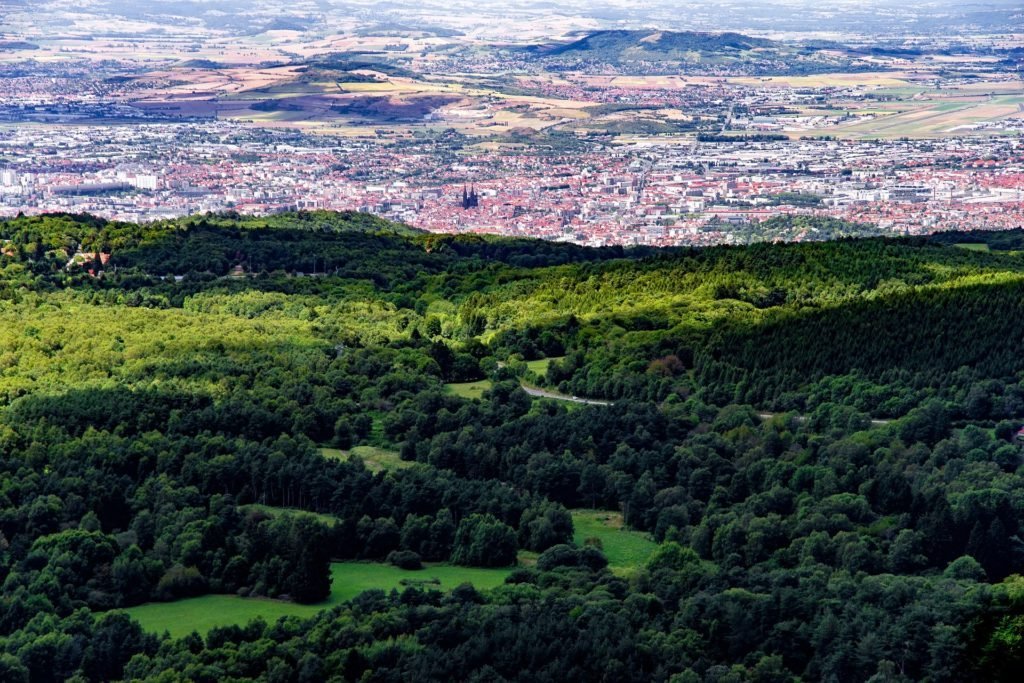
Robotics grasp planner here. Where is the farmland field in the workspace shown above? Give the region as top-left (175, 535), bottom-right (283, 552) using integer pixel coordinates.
top-left (730, 73), bottom-right (912, 88)
top-left (834, 94), bottom-right (1024, 138)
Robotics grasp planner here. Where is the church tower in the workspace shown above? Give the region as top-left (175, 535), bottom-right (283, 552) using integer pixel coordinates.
top-left (461, 185), bottom-right (479, 209)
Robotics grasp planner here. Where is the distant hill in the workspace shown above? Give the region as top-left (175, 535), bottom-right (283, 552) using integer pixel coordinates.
top-left (536, 29), bottom-right (777, 63)
top-left (526, 29), bottom-right (862, 75)
top-left (0, 40), bottom-right (39, 50)
top-left (178, 59), bottom-right (227, 69)
top-left (298, 53), bottom-right (416, 79)
top-left (552, 29), bottom-right (774, 55)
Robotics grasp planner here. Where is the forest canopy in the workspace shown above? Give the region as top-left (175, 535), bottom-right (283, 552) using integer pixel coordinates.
top-left (2, 211), bottom-right (1024, 682)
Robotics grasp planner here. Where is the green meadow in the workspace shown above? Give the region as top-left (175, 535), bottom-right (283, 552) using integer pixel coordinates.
top-left (123, 510), bottom-right (658, 636)
top-left (319, 445), bottom-right (412, 472)
top-left (444, 379), bottom-right (494, 399)
top-left (525, 357), bottom-right (560, 376)
top-left (572, 510), bottom-right (658, 573)
top-left (123, 562), bottom-right (513, 637)
top-left (953, 243), bottom-right (991, 252)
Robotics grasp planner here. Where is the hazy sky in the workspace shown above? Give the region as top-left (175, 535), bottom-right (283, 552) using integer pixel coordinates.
top-left (6, 0), bottom-right (1021, 37)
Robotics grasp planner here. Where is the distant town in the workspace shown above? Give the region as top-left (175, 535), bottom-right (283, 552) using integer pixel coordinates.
top-left (0, 0), bottom-right (1021, 245)
top-left (2, 119), bottom-right (1020, 246)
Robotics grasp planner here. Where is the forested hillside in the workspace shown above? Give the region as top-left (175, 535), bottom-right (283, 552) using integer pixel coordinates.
top-left (2, 212), bottom-right (1024, 681)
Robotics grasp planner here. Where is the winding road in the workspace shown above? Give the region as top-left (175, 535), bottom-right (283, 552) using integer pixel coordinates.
top-left (758, 412), bottom-right (891, 427)
top-left (521, 385), bottom-right (613, 406)
top-left (518, 387), bottom-right (891, 426)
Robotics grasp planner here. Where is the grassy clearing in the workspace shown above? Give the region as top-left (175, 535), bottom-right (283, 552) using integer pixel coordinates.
top-left (123, 561), bottom-right (512, 637)
top-left (119, 513), bottom-right (654, 636)
top-left (954, 243), bottom-right (991, 252)
top-left (572, 510), bottom-right (658, 573)
top-left (328, 562), bottom-right (511, 601)
top-left (525, 356), bottom-right (563, 377)
top-left (368, 414), bottom-right (387, 445)
top-left (445, 379), bottom-right (493, 400)
top-left (123, 595), bottom-right (314, 638)
top-left (319, 445), bottom-right (411, 472)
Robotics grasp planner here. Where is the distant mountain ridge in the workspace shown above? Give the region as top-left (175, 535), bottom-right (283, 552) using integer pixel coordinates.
top-left (546, 30), bottom-right (777, 58)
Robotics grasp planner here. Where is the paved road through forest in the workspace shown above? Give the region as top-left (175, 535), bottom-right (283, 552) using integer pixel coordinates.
top-left (521, 385), bottom-right (613, 406)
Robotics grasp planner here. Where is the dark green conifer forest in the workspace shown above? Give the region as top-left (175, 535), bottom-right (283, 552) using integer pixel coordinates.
top-left (2, 211), bottom-right (1024, 681)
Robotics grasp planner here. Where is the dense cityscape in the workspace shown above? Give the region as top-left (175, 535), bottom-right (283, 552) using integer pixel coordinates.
top-left (2, 120), bottom-right (1021, 245)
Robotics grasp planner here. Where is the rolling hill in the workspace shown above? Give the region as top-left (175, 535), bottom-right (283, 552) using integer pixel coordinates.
top-left (544, 29), bottom-right (777, 59)
top-left (529, 29), bottom-right (863, 75)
